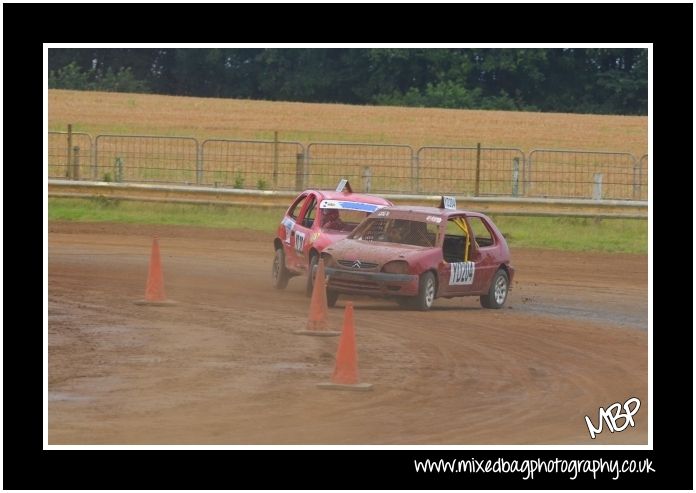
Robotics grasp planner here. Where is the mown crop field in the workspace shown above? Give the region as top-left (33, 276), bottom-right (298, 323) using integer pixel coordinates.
top-left (48, 90), bottom-right (648, 157)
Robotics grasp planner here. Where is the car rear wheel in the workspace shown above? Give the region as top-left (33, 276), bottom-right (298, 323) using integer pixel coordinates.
top-left (306, 254), bottom-right (318, 297)
top-left (272, 248), bottom-right (290, 290)
top-left (480, 269), bottom-right (509, 309)
top-left (414, 271), bottom-right (437, 311)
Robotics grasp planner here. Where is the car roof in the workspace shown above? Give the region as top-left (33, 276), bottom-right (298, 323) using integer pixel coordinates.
top-left (374, 205), bottom-right (485, 218)
top-left (309, 190), bottom-right (392, 205)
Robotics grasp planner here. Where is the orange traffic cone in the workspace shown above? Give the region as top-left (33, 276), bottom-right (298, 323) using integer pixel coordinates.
top-left (317, 302), bottom-right (373, 391)
top-left (134, 236), bottom-right (175, 306)
top-left (294, 258), bottom-right (340, 336)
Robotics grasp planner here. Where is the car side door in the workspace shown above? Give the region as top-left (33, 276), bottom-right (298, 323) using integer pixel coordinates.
top-left (466, 216), bottom-right (499, 293)
top-left (437, 214), bottom-right (479, 296)
top-left (281, 193), bottom-right (308, 271)
top-left (288, 193), bottom-right (318, 271)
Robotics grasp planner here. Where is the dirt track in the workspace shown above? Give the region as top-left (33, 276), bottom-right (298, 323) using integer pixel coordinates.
top-left (48, 222), bottom-right (648, 445)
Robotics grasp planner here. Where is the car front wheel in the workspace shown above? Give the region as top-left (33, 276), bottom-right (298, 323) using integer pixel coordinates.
top-left (306, 254), bottom-right (318, 297)
top-left (272, 248), bottom-right (290, 290)
top-left (480, 269), bottom-right (509, 309)
top-left (414, 271), bottom-right (437, 311)
top-left (327, 289), bottom-right (339, 307)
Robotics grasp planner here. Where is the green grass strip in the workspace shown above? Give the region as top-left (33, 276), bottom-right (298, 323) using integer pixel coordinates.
top-left (48, 197), bottom-right (647, 254)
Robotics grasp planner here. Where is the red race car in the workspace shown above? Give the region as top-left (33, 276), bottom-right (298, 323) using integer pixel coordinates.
top-left (272, 180), bottom-right (393, 295)
top-left (320, 196), bottom-right (514, 310)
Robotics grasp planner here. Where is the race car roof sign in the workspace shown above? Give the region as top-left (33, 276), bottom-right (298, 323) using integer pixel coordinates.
top-left (320, 200), bottom-right (383, 213)
top-left (439, 195), bottom-right (457, 210)
top-left (335, 179), bottom-right (353, 193)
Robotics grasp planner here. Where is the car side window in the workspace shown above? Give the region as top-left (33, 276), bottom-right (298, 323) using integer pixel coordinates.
top-left (468, 217), bottom-right (495, 247)
top-left (288, 194), bottom-right (308, 220)
top-left (443, 217), bottom-right (469, 263)
top-left (301, 196), bottom-right (317, 228)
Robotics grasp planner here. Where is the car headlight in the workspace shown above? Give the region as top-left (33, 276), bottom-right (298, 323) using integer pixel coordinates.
top-left (381, 260), bottom-right (409, 274)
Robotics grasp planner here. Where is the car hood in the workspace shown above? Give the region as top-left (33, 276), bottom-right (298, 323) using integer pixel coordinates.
top-left (324, 239), bottom-right (433, 264)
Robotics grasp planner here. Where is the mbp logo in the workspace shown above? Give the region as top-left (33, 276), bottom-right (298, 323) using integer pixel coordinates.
top-left (584, 397), bottom-right (641, 439)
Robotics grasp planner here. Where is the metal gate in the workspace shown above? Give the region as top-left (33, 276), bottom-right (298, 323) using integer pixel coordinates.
top-left (94, 135), bottom-right (199, 184)
top-left (526, 149), bottom-right (638, 200)
top-left (306, 143), bottom-right (414, 193)
top-left (201, 139), bottom-right (305, 190)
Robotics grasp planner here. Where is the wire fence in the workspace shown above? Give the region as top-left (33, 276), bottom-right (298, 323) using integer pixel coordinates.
top-left (526, 150), bottom-right (641, 200)
top-left (417, 146), bottom-right (525, 196)
top-left (201, 139), bottom-right (304, 190)
top-left (637, 154), bottom-right (649, 200)
top-left (306, 143), bottom-right (414, 193)
top-left (94, 135), bottom-right (199, 184)
top-left (48, 132), bottom-right (93, 179)
top-left (48, 131), bottom-right (648, 201)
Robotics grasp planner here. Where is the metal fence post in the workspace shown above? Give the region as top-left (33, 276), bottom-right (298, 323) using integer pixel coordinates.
top-left (273, 131), bottom-right (279, 188)
top-left (91, 139), bottom-right (98, 180)
top-left (511, 157), bottom-right (520, 197)
top-left (72, 146), bottom-right (80, 180)
top-left (196, 140), bottom-right (203, 185)
top-left (523, 152), bottom-right (530, 196)
top-left (115, 156), bottom-right (124, 182)
top-left (362, 166), bottom-right (372, 192)
top-left (66, 124), bottom-right (73, 179)
top-left (638, 154), bottom-right (648, 200)
top-left (474, 142), bottom-right (481, 196)
top-left (592, 173), bottom-right (603, 200)
top-left (94, 134), bottom-right (100, 180)
top-left (632, 156), bottom-right (640, 199)
top-left (411, 152), bottom-right (419, 193)
top-left (295, 152), bottom-right (305, 190)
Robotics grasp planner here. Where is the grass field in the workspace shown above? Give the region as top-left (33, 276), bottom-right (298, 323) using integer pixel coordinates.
top-left (48, 198), bottom-right (648, 254)
top-left (48, 90), bottom-right (648, 157)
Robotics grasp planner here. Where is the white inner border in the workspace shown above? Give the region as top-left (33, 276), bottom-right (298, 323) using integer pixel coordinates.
top-left (43, 43), bottom-right (652, 451)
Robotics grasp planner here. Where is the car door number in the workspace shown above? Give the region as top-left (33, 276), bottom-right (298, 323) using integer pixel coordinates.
top-left (282, 217), bottom-right (295, 244)
top-left (294, 231), bottom-right (306, 254)
top-left (449, 261), bottom-right (475, 285)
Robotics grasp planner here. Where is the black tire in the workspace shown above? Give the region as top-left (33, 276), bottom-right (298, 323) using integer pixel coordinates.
top-left (306, 254), bottom-right (318, 297)
top-left (480, 269), bottom-right (509, 309)
top-left (327, 289), bottom-right (339, 307)
top-left (414, 271), bottom-right (437, 311)
top-left (272, 248), bottom-right (290, 290)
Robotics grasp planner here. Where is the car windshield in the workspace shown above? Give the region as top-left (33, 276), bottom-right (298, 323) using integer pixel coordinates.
top-left (321, 209), bottom-right (369, 231)
top-left (349, 217), bottom-right (438, 247)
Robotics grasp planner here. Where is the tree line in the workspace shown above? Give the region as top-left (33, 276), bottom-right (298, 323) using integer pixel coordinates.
top-left (48, 48), bottom-right (647, 115)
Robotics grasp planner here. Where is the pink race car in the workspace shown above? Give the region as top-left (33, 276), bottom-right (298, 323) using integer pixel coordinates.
top-left (320, 196), bottom-right (515, 310)
top-left (272, 180), bottom-right (392, 295)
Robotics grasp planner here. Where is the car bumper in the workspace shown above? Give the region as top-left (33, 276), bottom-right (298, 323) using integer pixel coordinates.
top-left (322, 267), bottom-right (419, 296)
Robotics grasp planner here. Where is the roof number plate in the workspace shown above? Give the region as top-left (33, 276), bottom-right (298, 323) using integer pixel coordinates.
top-left (440, 196), bottom-right (457, 210)
top-left (336, 179), bottom-right (353, 193)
